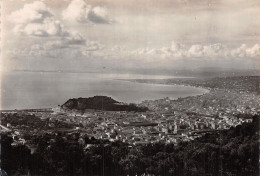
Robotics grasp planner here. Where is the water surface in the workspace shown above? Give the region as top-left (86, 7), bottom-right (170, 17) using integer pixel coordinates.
top-left (1, 71), bottom-right (208, 110)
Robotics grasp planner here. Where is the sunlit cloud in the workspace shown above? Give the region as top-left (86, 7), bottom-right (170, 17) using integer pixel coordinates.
top-left (8, 1), bottom-right (86, 45)
top-left (132, 41), bottom-right (260, 60)
top-left (62, 0), bottom-right (111, 24)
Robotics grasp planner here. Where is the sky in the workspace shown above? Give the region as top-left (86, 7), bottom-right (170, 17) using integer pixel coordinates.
top-left (1, 0), bottom-right (260, 73)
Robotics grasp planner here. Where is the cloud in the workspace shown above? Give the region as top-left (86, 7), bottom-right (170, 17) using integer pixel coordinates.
top-left (31, 41), bottom-right (68, 51)
top-left (246, 44), bottom-right (260, 58)
top-left (9, 1), bottom-right (67, 37)
top-left (230, 44), bottom-right (247, 58)
top-left (132, 41), bottom-right (259, 59)
top-left (6, 41), bottom-right (68, 58)
top-left (13, 19), bottom-right (67, 37)
top-left (188, 43), bottom-right (227, 58)
top-left (8, 1), bottom-right (85, 45)
top-left (7, 38), bottom-right (104, 59)
top-left (8, 1), bottom-right (52, 24)
top-left (65, 31), bottom-right (86, 45)
top-left (62, 0), bottom-right (110, 24)
top-left (29, 41), bottom-right (83, 58)
top-left (132, 42), bottom-right (188, 59)
top-left (231, 44), bottom-right (260, 58)
top-left (88, 6), bottom-right (109, 24)
top-left (81, 41), bottom-right (108, 57)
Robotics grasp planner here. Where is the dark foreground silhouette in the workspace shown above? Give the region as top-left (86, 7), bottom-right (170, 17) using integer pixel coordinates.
top-left (1, 114), bottom-right (259, 176)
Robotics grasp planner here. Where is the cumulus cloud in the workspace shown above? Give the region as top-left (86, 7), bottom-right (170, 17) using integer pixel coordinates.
top-left (8, 1), bottom-right (52, 24)
top-left (88, 6), bottom-right (109, 24)
top-left (231, 44), bottom-right (260, 58)
top-left (7, 38), bottom-right (104, 59)
top-left (62, 0), bottom-right (110, 24)
top-left (80, 41), bottom-right (103, 56)
top-left (132, 42), bottom-right (187, 59)
top-left (188, 43), bottom-right (227, 58)
top-left (132, 41), bottom-right (259, 59)
top-left (188, 45), bottom-right (205, 57)
top-left (65, 31), bottom-right (86, 45)
top-left (9, 1), bottom-right (67, 37)
top-left (246, 44), bottom-right (260, 57)
top-left (230, 44), bottom-right (247, 58)
top-left (8, 1), bottom-right (85, 45)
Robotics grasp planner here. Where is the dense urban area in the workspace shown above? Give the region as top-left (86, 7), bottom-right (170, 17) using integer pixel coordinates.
top-left (0, 76), bottom-right (259, 176)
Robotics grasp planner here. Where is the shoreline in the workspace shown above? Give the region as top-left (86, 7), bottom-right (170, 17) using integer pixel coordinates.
top-left (2, 76), bottom-right (258, 111)
top-left (0, 79), bottom-right (209, 111)
top-left (0, 108), bottom-right (53, 112)
top-left (117, 78), bottom-right (211, 98)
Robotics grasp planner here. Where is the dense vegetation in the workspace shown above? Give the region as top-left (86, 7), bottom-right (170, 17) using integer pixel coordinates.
top-left (61, 96), bottom-right (148, 112)
top-left (1, 113), bottom-right (73, 130)
top-left (1, 114), bottom-right (258, 176)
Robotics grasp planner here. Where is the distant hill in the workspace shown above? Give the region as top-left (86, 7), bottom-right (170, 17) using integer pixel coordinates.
top-left (61, 96), bottom-right (148, 112)
top-left (130, 76), bottom-right (260, 94)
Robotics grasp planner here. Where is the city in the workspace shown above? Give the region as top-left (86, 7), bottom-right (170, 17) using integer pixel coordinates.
top-left (1, 76), bottom-right (258, 149)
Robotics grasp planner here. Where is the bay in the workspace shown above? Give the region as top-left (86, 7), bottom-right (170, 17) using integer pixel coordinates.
top-left (1, 71), bottom-right (208, 110)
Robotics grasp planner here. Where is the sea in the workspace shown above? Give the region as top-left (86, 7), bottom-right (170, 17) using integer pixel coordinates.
top-left (1, 71), bottom-right (208, 110)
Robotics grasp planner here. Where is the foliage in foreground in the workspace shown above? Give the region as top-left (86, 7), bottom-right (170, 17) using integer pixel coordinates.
top-left (1, 115), bottom-right (259, 176)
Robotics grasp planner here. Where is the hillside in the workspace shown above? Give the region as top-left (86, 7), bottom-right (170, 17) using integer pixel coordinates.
top-left (61, 96), bottom-right (148, 112)
top-left (128, 76), bottom-right (260, 94)
top-left (1, 114), bottom-right (258, 176)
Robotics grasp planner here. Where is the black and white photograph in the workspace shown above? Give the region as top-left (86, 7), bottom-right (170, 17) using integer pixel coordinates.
top-left (0, 0), bottom-right (259, 175)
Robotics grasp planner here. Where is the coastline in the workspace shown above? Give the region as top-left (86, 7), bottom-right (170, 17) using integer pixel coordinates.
top-left (1, 76), bottom-right (258, 112)
top-left (1, 73), bottom-right (208, 110)
top-left (0, 78), bottom-right (209, 111)
top-left (116, 78), bottom-right (211, 99)
top-left (1, 77), bottom-right (258, 176)
top-left (133, 76), bottom-right (259, 115)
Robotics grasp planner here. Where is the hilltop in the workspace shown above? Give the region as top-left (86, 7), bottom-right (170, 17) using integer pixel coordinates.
top-left (61, 96), bottom-right (148, 112)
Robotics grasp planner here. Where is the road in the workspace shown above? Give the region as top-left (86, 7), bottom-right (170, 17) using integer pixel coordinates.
top-left (0, 124), bottom-right (11, 132)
